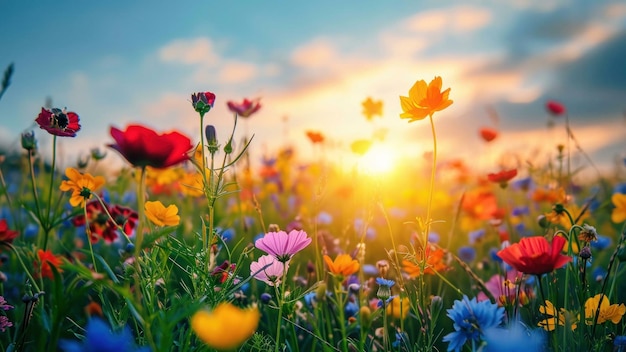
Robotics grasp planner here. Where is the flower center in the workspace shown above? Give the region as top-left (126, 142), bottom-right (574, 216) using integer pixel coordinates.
top-left (51, 109), bottom-right (69, 129)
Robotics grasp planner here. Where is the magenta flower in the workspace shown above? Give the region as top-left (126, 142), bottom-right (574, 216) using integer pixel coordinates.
top-left (255, 229), bottom-right (311, 263)
top-left (250, 255), bottom-right (285, 286)
top-left (227, 98), bottom-right (261, 118)
top-left (191, 92), bottom-right (216, 115)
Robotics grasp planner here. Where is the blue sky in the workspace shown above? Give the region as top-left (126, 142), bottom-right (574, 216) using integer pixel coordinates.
top-left (1, 0), bottom-right (625, 176)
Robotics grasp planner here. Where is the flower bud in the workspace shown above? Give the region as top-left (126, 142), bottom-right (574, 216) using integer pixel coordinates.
top-left (21, 131), bottom-right (37, 151)
top-left (359, 306), bottom-right (372, 327)
top-left (315, 282), bottom-right (327, 301)
top-left (260, 292), bottom-right (272, 304)
top-left (90, 147), bottom-right (107, 161)
top-left (205, 125), bottom-right (219, 154)
top-left (191, 92), bottom-right (216, 116)
top-left (579, 246), bottom-right (592, 260)
top-left (376, 260), bottom-right (389, 278)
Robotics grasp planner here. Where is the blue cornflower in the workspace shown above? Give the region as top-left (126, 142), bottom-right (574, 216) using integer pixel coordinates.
top-left (469, 229), bottom-right (486, 245)
top-left (316, 211), bottom-right (333, 225)
top-left (375, 277), bottom-right (395, 301)
top-left (59, 318), bottom-right (150, 352)
top-left (615, 335), bottom-right (626, 352)
top-left (428, 232), bottom-right (440, 244)
top-left (590, 235), bottom-right (611, 250)
top-left (483, 321), bottom-right (546, 352)
top-left (511, 206), bottom-right (529, 217)
top-left (458, 246), bottom-right (476, 263)
top-left (442, 295), bottom-right (504, 352)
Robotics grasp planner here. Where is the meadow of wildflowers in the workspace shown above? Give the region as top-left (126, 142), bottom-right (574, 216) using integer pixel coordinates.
top-left (0, 63), bottom-right (625, 352)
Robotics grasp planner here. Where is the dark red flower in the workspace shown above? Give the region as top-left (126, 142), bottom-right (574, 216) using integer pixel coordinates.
top-left (227, 98), bottom-right (261, 118)
top-left (306, 131), bottom-right (325, 144)
top-left (487, 169), bottom-right (517, 187)
top-left (479, 127), bottom-right (498, 142)
top-left (108, 124), bottom-right (193, 169)
top-left (497, 236), bottom-right (571, 275)
top-left (0, 219), bottom-right (18, 245)
top-left (73, 200), bottom-right (138, 243)
top-left (546, 100), bottom-right (565, 116)
top-left (191, 92), bottom-right (216, 115)
top-left (35, 107), bottom-right (81, 137)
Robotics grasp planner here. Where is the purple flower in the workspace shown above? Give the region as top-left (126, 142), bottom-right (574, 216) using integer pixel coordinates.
top-left (0, 296), bottom-right (12, 311)
top-left (255, 229), bottom-right (311, 263)
top-left (250, 255), bottom-right (286, 286)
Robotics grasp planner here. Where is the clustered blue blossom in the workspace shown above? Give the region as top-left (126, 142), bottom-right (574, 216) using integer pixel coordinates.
top-left (442, 295), bottom-right (504, 352)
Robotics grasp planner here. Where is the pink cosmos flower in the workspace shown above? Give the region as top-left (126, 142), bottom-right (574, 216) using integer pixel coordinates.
top-left (250, 255), bottom-right (285, 286)
top-left (227, 98), bottom-right (261, 118)
top-left (255, 229), bottom-right (311, 263)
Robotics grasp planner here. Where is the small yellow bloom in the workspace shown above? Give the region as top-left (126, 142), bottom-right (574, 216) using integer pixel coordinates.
top-left (59, 167), bottom-right (105, 207)
top-left (386, 296), bottom-right (410, 320)
top-left (611, 193), bottom-right (626, 223)
top-left (144, 200), bottom-right (180, 227)
top-left (191, 302), bottom-right (260, 351)
top-left (323, 254), bottom-right (360, 279)
top-left (584, 294), bottom-right (626, 325)
top-left (538, 300), bottom-right (578, 331)
top-left (399, 76), bottom-right (453, 122)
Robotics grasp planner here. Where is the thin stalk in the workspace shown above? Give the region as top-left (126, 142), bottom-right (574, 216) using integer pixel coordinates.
top-left (27, 151), bottom-right (43, 227)
top-left (43, 135), bottom-right (58, 250)
top-left (424, 113), bottom-right (438, 244)
top-left (274, 268), bottom-right (288, 352)
top-left (83, 204), bottom-right (98, 272)
top-left (6, 244), bottom-right (42, 293)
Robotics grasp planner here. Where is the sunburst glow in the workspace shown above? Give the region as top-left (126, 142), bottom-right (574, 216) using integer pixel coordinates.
top-left (359, 144), bottom-right (395, 175)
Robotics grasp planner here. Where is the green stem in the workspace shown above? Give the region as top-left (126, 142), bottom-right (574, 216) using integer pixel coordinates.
top-left (83, 204), bottom-right (98, 272)
top-left (133, 166), bottom-right (147, 305)
top-left (7, 244), bottom-right (42, 293)
top-left (43, 135), bottom-right (58, 250)
top-left (424, 113), bottom-right (437, 246)
top-left (27, 151), bottom-right (43, 229)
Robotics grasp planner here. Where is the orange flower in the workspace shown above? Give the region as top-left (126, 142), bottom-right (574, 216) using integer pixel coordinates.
top-left (402, 246), bottom-right (448, 278)
top-left (306, 131), bottom-right (325, 144)
top-left (362, 97), bottom-right (383, 121)
top-left (323, 254), bottom-right (359, 279)
top-left (399, 76), bottom-right (453, 122)
top-left (35, 249), bottom-right (63, 279)
top-left (59, 167), bottom-right (106, 207)
top-left (497, 236), bottom-right (571, 276)
top-left (479, 127), bottom-right (498, 142)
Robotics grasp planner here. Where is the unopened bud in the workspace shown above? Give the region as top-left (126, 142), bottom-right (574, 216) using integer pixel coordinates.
top-left (21, 131), bottom-right (37, 151)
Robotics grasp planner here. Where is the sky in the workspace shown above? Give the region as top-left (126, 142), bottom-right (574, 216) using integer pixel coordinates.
top-left (0, 0), bottom-right (625, 178)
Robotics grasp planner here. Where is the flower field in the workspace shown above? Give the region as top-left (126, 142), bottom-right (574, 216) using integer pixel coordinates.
top-left (0, 65), bottom-right (625, 352)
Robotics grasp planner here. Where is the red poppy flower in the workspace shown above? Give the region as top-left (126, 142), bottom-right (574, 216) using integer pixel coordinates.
top-left (227, 98), bottom-right (261, 118)
top-left (108, 124), bottom-right (193, 169)
top-left (0, 219), bottom-right (18, 245)
top-left (73, 200), bottom-right (138, 243)
top-left (497, 236), bottom-right (572, 275)
top-left (487, 169), bottom-right (517, 187)
top-left (191, 92), bottom-right (216, 115)
top-left (306, 131), bottom-right (325, 144)
top-left (35, 249), bottom-right (63, 279)
top-left (35, 107), bottom-right (81, 137)
top-left (546, 100), bottom-right (565, 116)
top-left (479, 127), bottom-right (498, 142)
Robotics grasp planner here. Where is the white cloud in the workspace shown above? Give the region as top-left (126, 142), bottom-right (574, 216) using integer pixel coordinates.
top-left (403, 5), bottom-right (493, 34)
top-left (159, 37), bottom-right (219, 65)
top-left (217, 61), bottom-right (259, 84)
top-left (290, 38), bottom-right (337, 68)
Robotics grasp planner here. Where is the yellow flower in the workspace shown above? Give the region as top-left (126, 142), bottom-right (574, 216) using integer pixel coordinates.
top-left (178, 171), bottom-right (205, 197)
top-left (323, 254), bottom-right (360, 279)
top-left (538, 300), bottom-right (578, 331)
top-left (399, 76), bottom-right (453, 122)
top-left (191, 302), bottom-right (260, 351)
top-left (362, 97), bottom-right (383, 121)
top-left (584, 294), bottom-right (626, 325)
top-left (59, 167), bottom-right (105, 207)
top-left (144, 200), bottom-right (180, 227)
top-left (386, 296), bottom-right (410, 320)
top-left (611, 193), bottom-right (626, 223)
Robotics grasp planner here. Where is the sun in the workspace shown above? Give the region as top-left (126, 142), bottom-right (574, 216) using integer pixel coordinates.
top-left (359, 144), bottom-right (395, 175)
